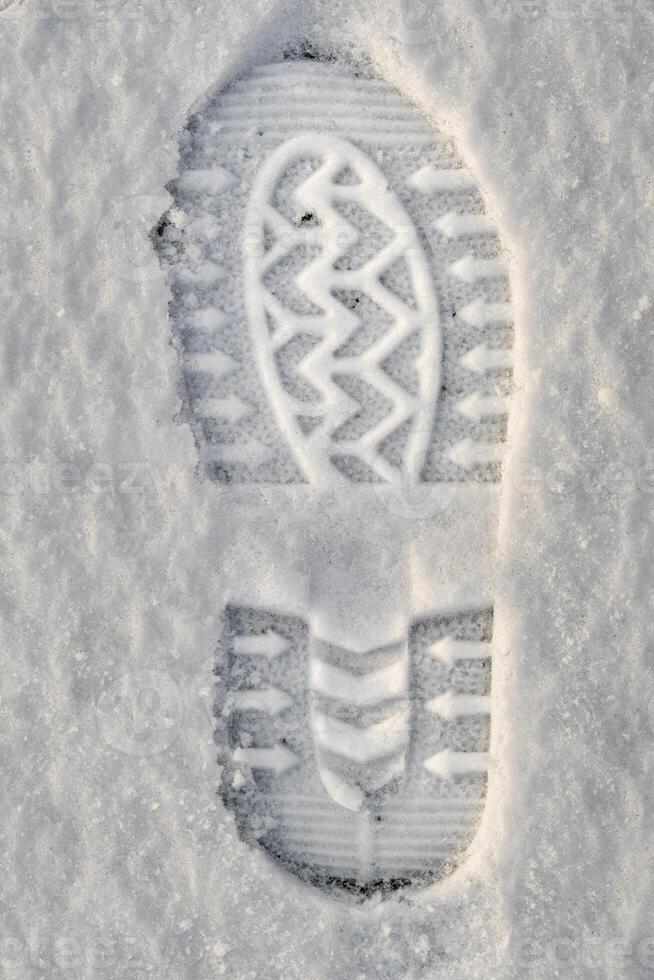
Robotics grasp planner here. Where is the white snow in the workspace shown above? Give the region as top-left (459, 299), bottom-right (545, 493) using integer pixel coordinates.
top-left (1, 0), bottom-right (654, 977)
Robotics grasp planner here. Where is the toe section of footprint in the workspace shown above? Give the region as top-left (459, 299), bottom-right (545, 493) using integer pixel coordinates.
top-left (153, 58), bottom-right (514, 490)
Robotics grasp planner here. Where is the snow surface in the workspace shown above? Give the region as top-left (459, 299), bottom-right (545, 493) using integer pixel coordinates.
top-left (1, 0), bottom-right (654, 977)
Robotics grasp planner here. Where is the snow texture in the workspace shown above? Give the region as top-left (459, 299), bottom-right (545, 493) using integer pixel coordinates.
top-left (1, 0), bottom-right (654, 978)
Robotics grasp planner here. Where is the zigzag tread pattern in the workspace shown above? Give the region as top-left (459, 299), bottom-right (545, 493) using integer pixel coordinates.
top-left (243, 135), bottom-right (441, 487)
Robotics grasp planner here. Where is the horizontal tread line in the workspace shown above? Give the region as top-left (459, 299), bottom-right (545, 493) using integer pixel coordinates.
top-left (214, 112), bottom-right (420, 124)
top-left (216, 95), bottom-right (411, 107)
top-left (213, 123), bottom-right (431, 133)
